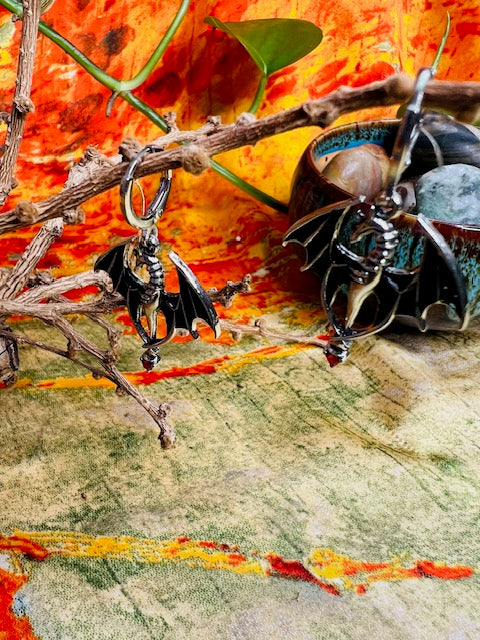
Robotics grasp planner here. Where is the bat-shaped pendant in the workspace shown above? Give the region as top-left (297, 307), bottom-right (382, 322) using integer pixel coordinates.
top-left (96, 146), bottom-right (220, 370)
top-left (95, 227), bottom-right (220, 370)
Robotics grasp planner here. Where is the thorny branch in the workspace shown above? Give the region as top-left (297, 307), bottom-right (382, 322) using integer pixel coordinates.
top-left (220, 318), bottom-right (328, 349)
top-left (2, 74), bottom-right (480, 233)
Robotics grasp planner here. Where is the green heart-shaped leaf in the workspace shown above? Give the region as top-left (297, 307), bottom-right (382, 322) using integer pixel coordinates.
top-left (204, 17), bottom-right (323, 77)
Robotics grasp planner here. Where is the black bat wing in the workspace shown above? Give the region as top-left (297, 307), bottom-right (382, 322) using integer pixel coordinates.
top-left (283, 198), bottom-right (360, 276)
top-left (95, 240), bottom-right (154, 343)
top-left (396, 214), bottom-right (469, 331)
top-left (94, 240), bottom-right (132, 299)
top-left (149, 251), bottom-right (220, 346)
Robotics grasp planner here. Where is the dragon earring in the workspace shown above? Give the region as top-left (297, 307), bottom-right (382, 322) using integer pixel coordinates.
top-left (284, 34), bottom-right (470, 365)
top-left (95, 145), bottom-right (220, 370)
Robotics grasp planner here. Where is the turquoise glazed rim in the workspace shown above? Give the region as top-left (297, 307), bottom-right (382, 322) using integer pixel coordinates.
top-left (288, 119), bottom-right (480, 323)
top-left (310, 119), bottom-right (399, 164)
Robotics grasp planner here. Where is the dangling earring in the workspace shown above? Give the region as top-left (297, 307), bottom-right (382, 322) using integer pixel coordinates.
top-left (95, 145), bottom-right (220, 370)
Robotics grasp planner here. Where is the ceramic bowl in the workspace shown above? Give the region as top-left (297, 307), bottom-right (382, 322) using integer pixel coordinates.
top-left (287, 120), bottom-right (480, 328)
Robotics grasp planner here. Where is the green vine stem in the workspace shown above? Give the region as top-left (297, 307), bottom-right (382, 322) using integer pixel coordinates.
top-left (1, 0), bottom-right (191, 93)
top-left (0, 0), bottom-right (288, 212)
top-left (119, 94), bottom-right (288, 212)
top-left (210, 158), bottom-right (287, 211)
top-left (117, 0), bottom-right (191, 92)
top-left (248, 74), bottom-right (268, 113)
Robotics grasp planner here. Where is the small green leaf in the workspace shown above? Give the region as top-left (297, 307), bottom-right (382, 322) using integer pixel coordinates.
top-left (204, 17), bottom-right (322, 77)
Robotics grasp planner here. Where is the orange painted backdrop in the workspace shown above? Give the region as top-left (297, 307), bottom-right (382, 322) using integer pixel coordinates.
top-left (0, 0), bottom-right (479, 319)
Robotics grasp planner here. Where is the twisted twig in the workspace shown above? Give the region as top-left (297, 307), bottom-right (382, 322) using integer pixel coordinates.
top-left (0, 0), bottom-right (42, 205)
top-left (2, 74), bottom-right (480, 234)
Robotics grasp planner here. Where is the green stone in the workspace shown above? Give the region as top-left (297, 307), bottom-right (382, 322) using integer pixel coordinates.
top-left (415, 163), bottom-right (480, 225)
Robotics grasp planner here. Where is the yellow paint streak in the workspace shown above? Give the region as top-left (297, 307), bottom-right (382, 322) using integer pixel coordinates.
top-left (12, 378), bottom-right (33, 389)
top-left (307, 548), bottom-right (404, 591)
top-left (15, 531), bottom-right (265, 578)
top-left (11, 531), bottom-right (476, 595)
top-left (219, 344), bottom-right (306, 374)
top-left (0, 49), bottom-right (11, 65)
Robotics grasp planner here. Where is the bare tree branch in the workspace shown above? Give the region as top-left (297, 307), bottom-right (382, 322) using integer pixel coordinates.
top-left (0, 296), bottom-right (122, 317)
top-left (220, 319), bottom-right (329, 349)
top-left (0, 324), bottom-right (176, 447)
top-left (0, 255), bottom-right (254, 446)
top-left (0, 0), bottom-right (43, 206)
top-left (44, 314), bottom-right (176, 448)
top-left (3, 68), bottom-right (480, 445)
top-left (0, 217), bottom-right (64, 299)
top-left (17, 270), bottom-right (112, 303)
top-left (2, 74), bottom-right (480, 234)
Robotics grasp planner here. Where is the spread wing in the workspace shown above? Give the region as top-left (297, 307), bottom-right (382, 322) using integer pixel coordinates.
top-left (94, 240), bottom-right (131, 299)
top-left (149, 251), bottom-right (220, 347)
top-left (284, 202), bottom-right (469, 338)
top-left (396, 215), bottom-right (469, 331)
top-left (323, 215), bottom-right (469, 340)
top-left (283, 198), bottom-right (360, 275)
top-left (95, 240), bottom-right (155, 345)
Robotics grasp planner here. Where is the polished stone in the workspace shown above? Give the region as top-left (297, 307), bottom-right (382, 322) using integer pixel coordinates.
top-left (415, 163), bottom-right (480, 225)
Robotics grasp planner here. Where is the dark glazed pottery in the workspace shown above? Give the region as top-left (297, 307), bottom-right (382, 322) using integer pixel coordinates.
top-left (288, 120), bottom-right (480, 325)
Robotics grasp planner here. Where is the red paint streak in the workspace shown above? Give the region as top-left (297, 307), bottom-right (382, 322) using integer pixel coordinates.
top-left (308, 58), bottom-right (349, 97)
top-left (410, 34), bottom-right (425, 50)
top-left (266, 74), bottom-right (298, 104)
top-left (456, 22), bottom-right (480, 39)
top-left (416, 561), bottom-right (474, 580)
top-left (198, 540), bottom-right (218, 549)
top-left (0, 535), bottom-right (50, 560)
top-left (124, 346), bottom-right (284, 386)
top-left (227, 553), bottom-right (247, 566)
top-left (0, 536), bottom-right (50, 640)
top-left (350, 61), bottom-right (395, 87)
top-left (265, 553), bottom-right (341, 596)
top-left (210, 0), bottom-right (250, 21)
top-left (127, 357), bottom-right (229, 385)
top-left (34, 353), bottom-right (239, 388)
top-left (112, 312), bottom-right (136, 334)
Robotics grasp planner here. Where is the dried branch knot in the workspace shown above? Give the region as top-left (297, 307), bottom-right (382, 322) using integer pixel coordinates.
top-left (119, 137), bottom-right (142, 162)
top-left (65, 146), bottom-right (117, 189)
top-left (163, 111), bottom-right (178, 133)
top-left (63, 207), bottom-right (85, 225)
top-left (236, 112), bottom-right (257, 126)
top-left (302, 102), bottom-right (334, 127)
top-left (180, 144), bottom-right (210, 175)
top-left (14, 97), bottom-right (34, 114)
top-left (14, 201), bottom-right (39, 224)
top-left (206, 115), bottom-right (222, 128)
top-left (28, 270), bottom-right (54, 286)
top-left (207, 274), bottom-right (251, 308)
